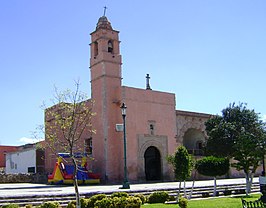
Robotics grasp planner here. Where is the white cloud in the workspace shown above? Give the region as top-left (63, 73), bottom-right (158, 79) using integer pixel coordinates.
top-left (19, 137), bottom-right (40, 144)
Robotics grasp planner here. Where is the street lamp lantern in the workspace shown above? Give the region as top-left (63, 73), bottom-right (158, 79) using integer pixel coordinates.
top-left (120, 102), bottom-right (130, 189)
top-left (121, 102), bottom-right (127, 116)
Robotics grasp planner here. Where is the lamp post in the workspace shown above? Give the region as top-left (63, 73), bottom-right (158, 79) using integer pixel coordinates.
top-left (120, 103), bottom-right (130, 189)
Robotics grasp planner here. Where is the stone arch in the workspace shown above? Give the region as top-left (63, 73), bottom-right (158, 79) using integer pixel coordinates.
top-left (183, 128), bottom-right (205, 155)
top-left (144, 146), bottom-right (161, 181)
top-left (137, 136), bottom-right (168, 181)
top-left (178, 121), bottom-right (207, 144)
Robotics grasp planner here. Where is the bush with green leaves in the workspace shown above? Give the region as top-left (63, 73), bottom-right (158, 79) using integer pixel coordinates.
top-left (147, 191), bottom-right (169, 204)
top-left (178, 197), bottom-right (188, 208)
top-left (67, 201), bottom-right (76, 208)
top-left (94, 196), bottom-right (141, 208)
top-left (195, 156), bottom-right (229, 177)
top-left (125, 196), bottom-right (142, 208)
top-left (94, 197), bottom-right (113, 208)
top-left (111, 197), bottom-right (127, 208)
top-left (1, 204), bottom-right (19, 208)
top-left (133, 193), bottom-right (146, 204)
top-left (110, 192), bottom-right (129, 198)
top-left (87, 194), bottom-right (107, 208)
top-left (67, 198), bottom-right (90, 208)
top-left (38, 202), bottom-right (60, 208)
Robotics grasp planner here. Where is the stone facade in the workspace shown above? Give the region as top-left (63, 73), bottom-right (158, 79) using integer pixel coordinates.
top-left (176, 110), bottom-right (211, 156)
top-left (0, 173), bottom-right (47, 183)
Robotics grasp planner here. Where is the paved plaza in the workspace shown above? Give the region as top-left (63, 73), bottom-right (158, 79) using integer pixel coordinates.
top-left (0, 177), bottom-right (259, 198)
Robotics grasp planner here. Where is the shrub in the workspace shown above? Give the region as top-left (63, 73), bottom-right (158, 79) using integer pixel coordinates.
top-left (134, 194), bottom-right (146, 204)
top-left (94, 197), bottom-right (113, 208)
top-left (80, 198), bottom-right (90, 208)
top-left (87, 194), bottom-right (107, 208)
top-left (147, 191), bottom-right (169, 204)
top-left (94, 196), bottom-right (142, 208)
top-left (38, 202), bottom-right (60, 208)
top-left (111, 197), bottom-right (126, 208)
top-left (195, 156), bottom-right (229, 177)
top-left (125, 196), bottom-right (142, 208)
top-left (66, 201), bottom-right (76, 208)
top-left (25, 205), bottom-right (33, 208)
top-left (66, 198), bottom-right (90, 208)
top-left (110, 192), bottom-right (129, 198)
top-left (168, 195), bottom-right (176, 201)
top-left (1, 204), bottom-right (19, 208)
top-left (178, 197), bottom-right (188, 208)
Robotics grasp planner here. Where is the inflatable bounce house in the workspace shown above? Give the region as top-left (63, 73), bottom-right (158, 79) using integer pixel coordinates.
top-left (48, 153), bottom-right (100, 185)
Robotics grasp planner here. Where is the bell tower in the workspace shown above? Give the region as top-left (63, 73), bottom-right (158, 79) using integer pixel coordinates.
top-left (90, 16), bottom-right (122, 83)
top-left (90, 15), bottom-right (123, 182)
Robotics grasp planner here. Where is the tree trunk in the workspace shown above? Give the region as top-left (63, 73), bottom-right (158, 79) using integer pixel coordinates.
top-left (72, 158), bottom-right (81, 208)
top-left (213, 177), bottom-right (217, 196)
top-left (188, 171), bottom-right (196, 199)
top-left (183, 180), bottom-right (187, 198)
top-left (177, 181), bottom-right (182, 202)
top-left (245, 171), bottom-right (254, 195)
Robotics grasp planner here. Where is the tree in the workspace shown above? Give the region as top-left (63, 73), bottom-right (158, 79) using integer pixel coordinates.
top-left (167, 146), bottom-right (194, 200)
top-left (205, 102), bottom-right (266, 195)
top-left (44, 81), bottom-right (95, 208)
top-left (195, 156), bottom-right (230, 196)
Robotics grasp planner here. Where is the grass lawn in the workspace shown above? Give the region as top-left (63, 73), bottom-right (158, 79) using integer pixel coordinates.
top-left (141, 194), bottom-right (262, 208)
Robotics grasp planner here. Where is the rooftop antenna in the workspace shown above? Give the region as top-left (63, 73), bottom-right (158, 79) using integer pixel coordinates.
top-left (146, 74), bottom-right (152, 90)
top-left (103, 6), bottom-right (107, 16)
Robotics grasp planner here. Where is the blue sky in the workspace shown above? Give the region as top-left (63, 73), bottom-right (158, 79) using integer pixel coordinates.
top-left (0, 0), bottom-right (266, 145)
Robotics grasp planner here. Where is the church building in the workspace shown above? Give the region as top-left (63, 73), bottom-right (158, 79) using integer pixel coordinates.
top-left (45, 15), bottom-right (211, 184)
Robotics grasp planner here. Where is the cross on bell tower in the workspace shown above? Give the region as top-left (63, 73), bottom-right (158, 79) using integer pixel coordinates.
top-left (103, 6), bottom-right (107, 16)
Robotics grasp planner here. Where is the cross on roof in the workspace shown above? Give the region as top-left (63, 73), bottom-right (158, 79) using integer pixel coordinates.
top-left (103, 6), bottom-right (107, 16)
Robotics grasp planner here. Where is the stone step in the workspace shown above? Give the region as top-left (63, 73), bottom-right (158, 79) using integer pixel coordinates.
top-left (0, 182), bottom-right (261, 207)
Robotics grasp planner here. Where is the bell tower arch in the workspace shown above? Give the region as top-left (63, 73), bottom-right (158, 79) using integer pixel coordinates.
top-left (90, 16), bottom-right (123, 183)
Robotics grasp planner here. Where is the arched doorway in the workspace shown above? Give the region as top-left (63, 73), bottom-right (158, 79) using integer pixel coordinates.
top-left (144, 146), bottom-right (161, 181)
top-left (183, 128), bottom-right (205, 156)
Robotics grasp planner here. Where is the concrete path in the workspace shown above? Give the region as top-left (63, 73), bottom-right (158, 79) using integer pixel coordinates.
top-left (0, 177), bottom-right (259, 198)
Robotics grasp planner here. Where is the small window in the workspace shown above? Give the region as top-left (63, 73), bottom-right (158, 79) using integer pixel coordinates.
top-left (148, 121), bottom-right (156, 135)
top-left (150, 124), bottom-right (154, 135)
top-left (108, 40), bottom-right (113, 53)
top-left (94, 41), bottom-right (98, 56)
top-left (85, 138), bottom-right (92, 155)
top-left (28, 167), bottom-right (35, 173)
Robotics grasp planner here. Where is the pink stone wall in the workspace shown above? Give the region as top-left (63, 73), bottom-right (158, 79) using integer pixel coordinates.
top-left (122, 86), bottom-right (177, 181)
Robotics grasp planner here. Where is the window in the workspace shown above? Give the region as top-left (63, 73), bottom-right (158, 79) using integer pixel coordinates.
top-left (94, 41), bottom-right (98, 56)
top-left (85, 138), bottom-right (92, 155)
top-left (28, 167), bottom-right (35, 173)
top-left (108, 40), bottom-right (113, 53)
top-left (148, 120), bottom-right (156, 135)
top-left (150, 124), bottom-right (154, 135)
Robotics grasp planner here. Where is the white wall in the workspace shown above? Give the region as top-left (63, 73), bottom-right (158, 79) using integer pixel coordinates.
top-left (5, 148), bottom-right (36, 174)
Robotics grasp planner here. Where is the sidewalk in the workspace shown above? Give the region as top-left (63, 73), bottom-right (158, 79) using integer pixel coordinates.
top-left (0, 177), bottom-right (259, 198)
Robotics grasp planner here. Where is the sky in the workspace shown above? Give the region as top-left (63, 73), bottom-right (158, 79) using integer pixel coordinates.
top-left (0, 0), bottom-right (266, 146)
